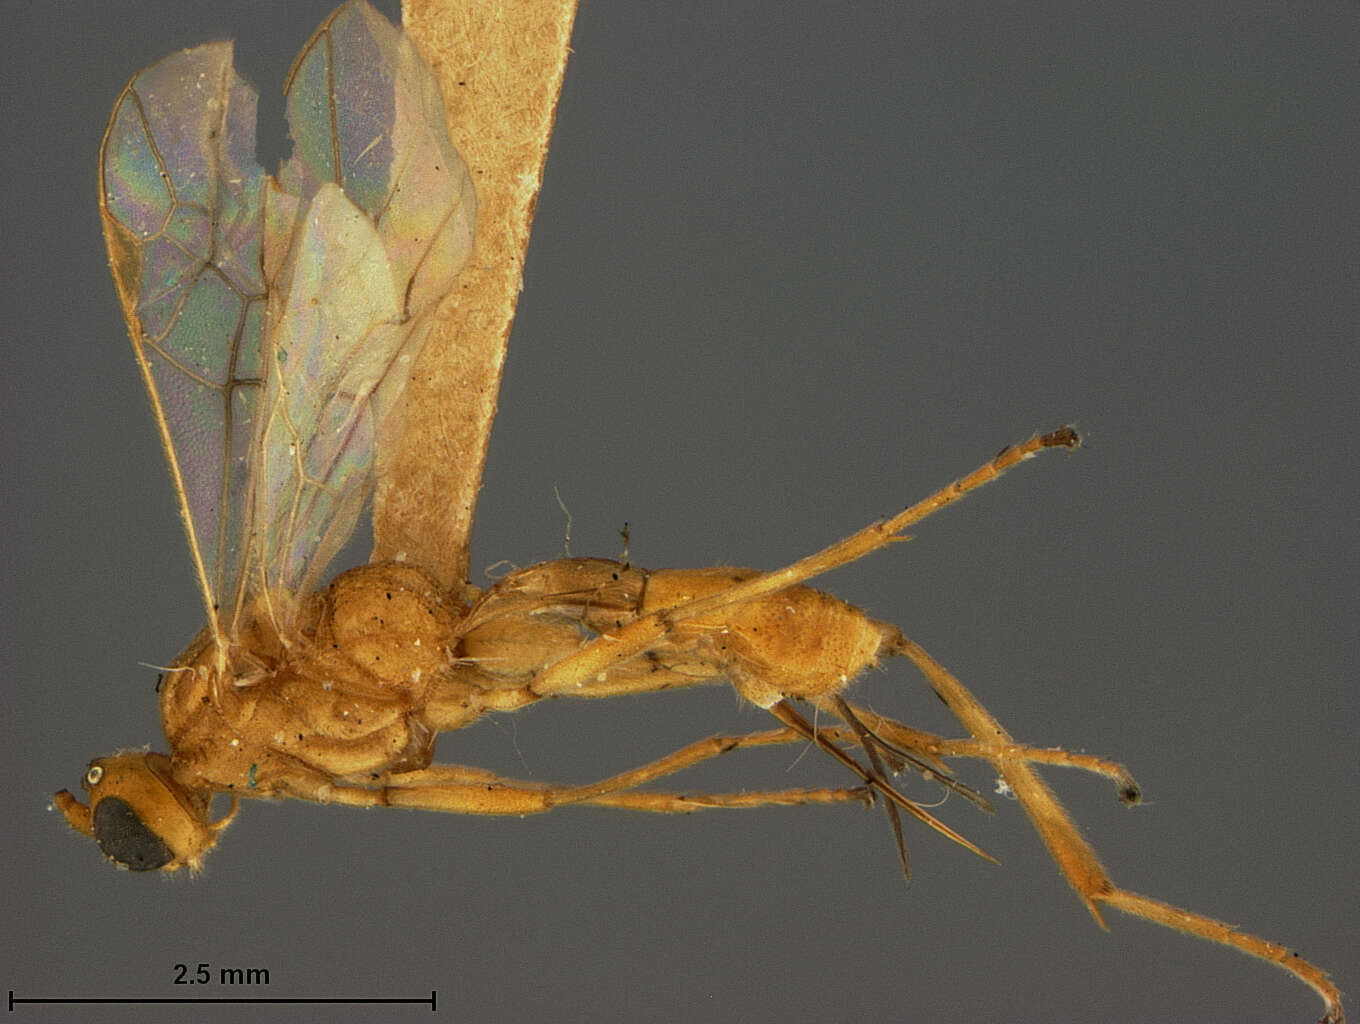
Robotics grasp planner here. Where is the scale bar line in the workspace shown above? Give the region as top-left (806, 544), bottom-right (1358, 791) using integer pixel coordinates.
top-left (9, 991), bottom-right (437, 1010)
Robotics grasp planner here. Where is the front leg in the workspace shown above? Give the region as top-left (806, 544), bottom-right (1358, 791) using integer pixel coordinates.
top-left (277, 731), bottom-right (873, 815)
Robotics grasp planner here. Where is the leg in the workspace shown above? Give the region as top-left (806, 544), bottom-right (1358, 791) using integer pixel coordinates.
top-left (301, 699), bottom-right (1103, 820)
top-left (891, 632), bottom-right (1343, 1024)
top-left (840, 699), bottom-right (1143, 805)
top-left (289, 727), bottom-right (874, 815)
top-left (528, 428), bottom-right (1080, 698)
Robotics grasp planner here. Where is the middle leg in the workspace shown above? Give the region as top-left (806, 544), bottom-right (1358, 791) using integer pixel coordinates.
top-left (307, 726), bottom-right (875, 815)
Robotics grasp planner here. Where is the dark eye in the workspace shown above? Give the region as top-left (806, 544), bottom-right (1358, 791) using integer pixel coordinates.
top-left (92, 797), bottom-right (174, 871)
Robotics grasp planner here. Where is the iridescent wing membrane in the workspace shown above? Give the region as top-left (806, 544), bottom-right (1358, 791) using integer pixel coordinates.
top-left (98, 0), bottom-right (475, 646)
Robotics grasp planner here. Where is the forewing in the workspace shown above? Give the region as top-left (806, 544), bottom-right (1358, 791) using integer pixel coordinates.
top-left (250, 0), bottom-right (476, 611)
top-left (99, 42), bottom-right (266, 644)
top-left (101, 2), bottom-right (475, 642)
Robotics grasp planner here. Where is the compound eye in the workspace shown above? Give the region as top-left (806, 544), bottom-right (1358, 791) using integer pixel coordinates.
top-left (84, 764), bottom-right (105, 788)
top-left (92, 796), bottom-right (175, 871)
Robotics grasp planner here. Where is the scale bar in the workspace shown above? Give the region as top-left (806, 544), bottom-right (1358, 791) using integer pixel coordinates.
top-left (9, 991), bottom-right (436, 1010)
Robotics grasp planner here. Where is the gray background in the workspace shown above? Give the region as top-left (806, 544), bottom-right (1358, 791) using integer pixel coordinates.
top-left (3, 2), bottom-right (1356, 1022)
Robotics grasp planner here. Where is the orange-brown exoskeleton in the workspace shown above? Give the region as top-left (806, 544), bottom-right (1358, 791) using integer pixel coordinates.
top-left (55, 4), bottom-right (1341, 1022)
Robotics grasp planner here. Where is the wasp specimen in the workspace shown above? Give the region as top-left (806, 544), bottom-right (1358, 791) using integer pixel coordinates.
top-left (53, 3), bottom-right (1341, 1020)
